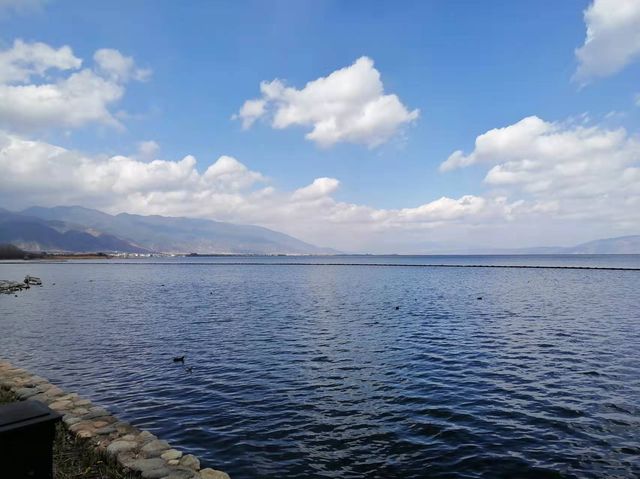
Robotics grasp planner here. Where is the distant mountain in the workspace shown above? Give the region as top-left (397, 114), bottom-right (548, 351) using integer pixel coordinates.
top-left (0, 209), bottom-right (149, 253)
top-left (19, 206), bottom-right (335, 254)
top-left (450, 235), bottom-right (640, 255)
top-left (563, 235), bottom-right (640, 254)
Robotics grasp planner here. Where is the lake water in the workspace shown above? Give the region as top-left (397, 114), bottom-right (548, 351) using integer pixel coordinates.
top-left (1, 256), bottom-right (639, 478)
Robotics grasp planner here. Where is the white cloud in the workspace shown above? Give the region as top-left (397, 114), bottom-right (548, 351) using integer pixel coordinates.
top-left (0, 39), bottom-right (81, 83)
top-left (234, 99), bottom-right (266, 129)
top-left (440, 115), bottom-right (640, 227)
top-left (235, 56), bottom-right (419, 148)
top-left (94, 49), bottom-right (151, 82)
top-left (2, 114), bottom-right (638, 251)
top-left (1, 130), bottom-right (529, 251)
top-left (136, 140), bottom-right (160, 160)
top-left (574, 0), bottom-right (640, 82)
top-left (291, 177), bottom-right (340, 201)
top-left (0, 40), bottom-right (149, 132)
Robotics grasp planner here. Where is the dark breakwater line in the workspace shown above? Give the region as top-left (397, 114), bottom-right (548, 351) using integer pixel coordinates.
top-left (4, 261), bottom-right (640, 271)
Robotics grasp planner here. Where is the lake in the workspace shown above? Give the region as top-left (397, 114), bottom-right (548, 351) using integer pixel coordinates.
top-left (1, 255), bottom-right (639, 478)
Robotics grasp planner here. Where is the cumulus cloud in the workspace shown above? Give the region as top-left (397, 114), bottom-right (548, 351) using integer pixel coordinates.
top-left (0, 39), bottom-right (81, 83)
top-left (235, 56), bottom-right (419, 148)
top-left (94, 49), bottom-right (151, 82)
top-left (440, 115), bottom-right (640, 227)
top-left (291, 177), bottom-right (340, 201)
top-left (0, 40), bottom-right (149, 132)
top-left (0, 130), bottom-right (531, 251)
top-left (574, 0), bottom-right (640, 82)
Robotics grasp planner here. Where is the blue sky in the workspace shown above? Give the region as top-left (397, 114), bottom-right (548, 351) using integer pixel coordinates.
top-left (0, 0), bottom-right (639, 252)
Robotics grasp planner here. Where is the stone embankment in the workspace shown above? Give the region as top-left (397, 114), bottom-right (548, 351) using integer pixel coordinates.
top-left (0, 360), bottom-right (230, 479)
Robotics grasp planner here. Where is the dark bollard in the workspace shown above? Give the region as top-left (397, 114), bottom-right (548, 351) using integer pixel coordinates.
top-left (0, 400), bottom-right (62, 479)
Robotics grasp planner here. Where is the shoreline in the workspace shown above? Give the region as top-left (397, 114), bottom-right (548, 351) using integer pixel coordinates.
top-left (0, 360), bottom-right (230, 479)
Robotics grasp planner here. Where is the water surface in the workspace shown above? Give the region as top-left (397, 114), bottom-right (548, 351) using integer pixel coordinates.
top-left (1, 256), bottom-right (639, 478)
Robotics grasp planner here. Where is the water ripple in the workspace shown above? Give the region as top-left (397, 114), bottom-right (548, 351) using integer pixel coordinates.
top-left (1, 260), bottom-right (639, 478)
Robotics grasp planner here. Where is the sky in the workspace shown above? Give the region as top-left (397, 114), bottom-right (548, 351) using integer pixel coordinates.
top-left (0, 0), bottom-right (639, 253)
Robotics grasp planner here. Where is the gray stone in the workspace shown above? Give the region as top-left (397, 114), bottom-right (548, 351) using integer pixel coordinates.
top-left (76, 429), bottom-right (94, 439)
top-left (115, 421), bottom-right (139, 435)
top-left (106, 440), bottom-right (138, 456)
top-left (42, 385), bottom-right (64, 397)
top-left (96, 425), bottom-right (117, 435)
top-left (137, 430), bottom-right (158, 444)
top-left (142, 467), bottom-right (172, 479)
top-left (161, 469), bottom-right (197, 479)
top-left (161, 449), bottom-right (182, 461)
top-left (128, 457), bottom-right (167, 473)
top-left (117, 451), bottom-right (138, 468)
top-left (29, 392), bottom-right (49, 402)
top-left (57, 393), bottom-right (80, 402)
top-left (141, 439), bottom-right (171, 457)
top-left (83, 407), bottom-right (109, 420)
top-left (69, 420), bottom-right (95, 433)
top-left (179, 454), bottom-right (200, 470)
top-left (200, 469), bottom-right (231, 479)
top-left (63, 415), bottom-right (81, 426)
top-left (49, 400), bottom-right (72, 411)
top-left (15, 387), bottom-right (38, 399)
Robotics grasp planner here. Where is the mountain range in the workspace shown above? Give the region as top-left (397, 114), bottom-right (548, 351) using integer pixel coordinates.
top-left (0, 206), bottom-right (334, 254)
top-left (457, 236), bottom-right (640, 255)
top-left (1, 206), bottom-right (639, 254)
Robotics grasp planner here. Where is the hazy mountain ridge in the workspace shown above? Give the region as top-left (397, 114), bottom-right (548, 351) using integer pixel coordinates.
top-left (450, 235), bottom-right (640, 255)
top-left (14, 206), bottom-right (335, 254)
top-left (0, 209), bottom-right (150, 253)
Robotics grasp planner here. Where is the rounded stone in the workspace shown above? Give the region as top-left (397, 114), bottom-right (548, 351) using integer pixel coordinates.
top-left (200, 469), bottom-right (231, 479)
top-left (141, 439), bottom-right (171, 458)
top-left (179, 454), bottom-right (200, 471)
top-left (77, 429), bottom-right (94, 439)
top-left (142, 468), bottom-right (172, 479)
top-left (128, 457), bottom-right (167, 473)
top-left (106, 440), bottom-right (138, 456)
top-left (15, 387), bottom-right (38, 399)
top-left (96, 425), bottom-right (118, 435)
top-left (161, 449), bottom-right (182, 461)
top-left (69, 421), bottom-right (93, 433)
top-left (83, 407), bottom-right (109, 420)
top-left (63, 415), bottom-right (81, 426)
top-left (49, 400), bottom-right (72, 410)
top-left (161, 469), bottom-right (198, 479)
top-left (137, 430), bottom-right (157, 444)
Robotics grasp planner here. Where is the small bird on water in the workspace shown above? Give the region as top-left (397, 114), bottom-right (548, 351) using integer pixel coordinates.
top-left (185, 366), bottom-right (193, 373)
top-left (173, 356), bottom-right (185, 363)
